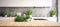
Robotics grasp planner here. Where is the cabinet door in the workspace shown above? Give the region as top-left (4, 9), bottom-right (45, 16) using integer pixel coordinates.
top-left (0, 0), bottom-right (52, 7)
top-left (34, 0), bottom-right (52, 7)
top-left (0, 0), bottom-right (34, 7)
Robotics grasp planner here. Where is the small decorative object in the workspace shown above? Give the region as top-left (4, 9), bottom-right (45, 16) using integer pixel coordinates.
top-left (23, 14), bottom-right (26, 18)
top-left (16, 12), bottom-right (21, 16)
top-left (3, 10), bottom-right (8, 17)
top-left (50, 9), bottom-right (57, 17)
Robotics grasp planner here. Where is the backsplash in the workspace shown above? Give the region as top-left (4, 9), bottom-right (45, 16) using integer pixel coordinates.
top-left (0, 7), bottom-right (51, 17)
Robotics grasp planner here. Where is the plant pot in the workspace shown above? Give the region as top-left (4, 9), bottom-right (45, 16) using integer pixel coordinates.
top-left (29, 15), bottom-right (32, 18)
top-left (26, 15), bottom-right (32, 22)
top-left (52, 15), bottom-right (56, 17)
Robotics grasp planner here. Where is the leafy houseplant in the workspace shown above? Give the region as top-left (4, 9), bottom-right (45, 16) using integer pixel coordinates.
top-left (50, 9), bottom-right (57, 17)
top-left (3, 10), bottom-right (8, 17)
top-left (15, 15), bottom-right (31, 22)
top-left (26, 9), bottom-right (32, 21)
top-left (26, 9), bottom-right (32, 15)
top-left (26, 9), bottom-right (32, 18)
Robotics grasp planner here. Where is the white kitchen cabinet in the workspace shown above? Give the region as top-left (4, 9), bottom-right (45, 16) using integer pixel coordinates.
top-left (0, 0), bottom-right (34, 7)
top-left (0, 0), bottom-right (52, 7)
top-left (34, 0), bottom-right (52, 7)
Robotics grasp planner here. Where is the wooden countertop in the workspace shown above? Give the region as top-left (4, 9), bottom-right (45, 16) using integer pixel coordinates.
top-left (0, 17), bottom-right (60, 26)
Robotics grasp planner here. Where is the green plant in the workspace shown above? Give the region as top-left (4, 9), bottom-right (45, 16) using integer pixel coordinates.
top-left (3, 10), bottom-right (8, 17)
top-left (50, 9), bottom-right (57, 15)
top-left (15, 15), bottom-right (32, 22)
top-left (15, 16), bottom-right (26, 22)
top-left (26, 9), bottom-right (32, 15)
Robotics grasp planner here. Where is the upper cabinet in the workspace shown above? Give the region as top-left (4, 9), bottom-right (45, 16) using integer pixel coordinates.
top-left (0, 0), bottom-right (52, 7)
top-left (34, 0), bottom-right (52, 7)
top-left (0, 0), bottom-right (34, 7)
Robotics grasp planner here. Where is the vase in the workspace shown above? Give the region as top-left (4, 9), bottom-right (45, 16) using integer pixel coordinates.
top-left (29, 15), bottom-right (32, 18)
top-left (52, 15), bottom-right (56, 17)
top-left (27, 15), bottom-right (32, 22)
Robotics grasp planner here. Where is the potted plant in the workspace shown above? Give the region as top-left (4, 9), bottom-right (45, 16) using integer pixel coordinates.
top-left (50, 9), bottom-right (57, 17)
top-left (26, 9), bottom-right (32, 21)
top-left (3, 10), bottom-right (8, 17)
top-left (26, 9), bottom-right (32, 18)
